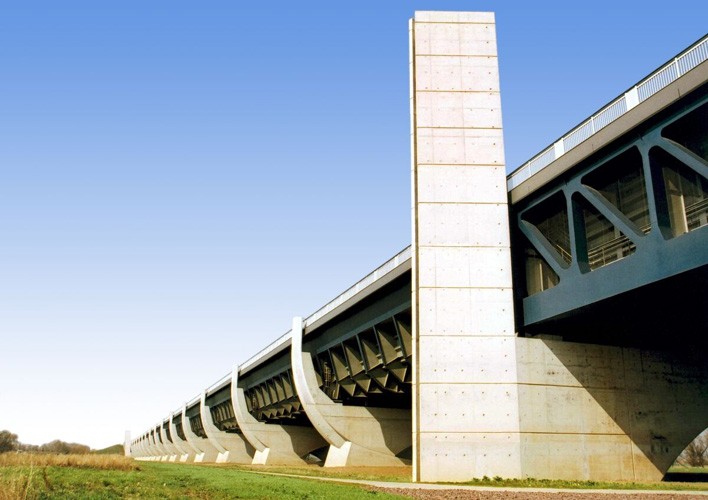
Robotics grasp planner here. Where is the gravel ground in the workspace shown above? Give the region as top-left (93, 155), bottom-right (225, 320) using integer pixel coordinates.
top-left (369, 487), bottom-right (707, 499)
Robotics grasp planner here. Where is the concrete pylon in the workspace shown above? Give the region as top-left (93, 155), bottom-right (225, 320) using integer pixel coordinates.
top-left (410, 11), bottom-right (521, 482)
top-left (231, 364), bottom-right (326, 465)
top-left (290, 316), bottom-right (410, 467)
top-left (180, 405), bottom-right (220, 463)
top-left (124, 431), bottom-right (131, 457)
top-left (200, 391), bottom-right (255, 463)
top-left (167, 413), bottom-right (193, 462)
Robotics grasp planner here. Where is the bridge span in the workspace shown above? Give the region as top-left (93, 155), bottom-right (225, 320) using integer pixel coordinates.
top-left (130, 12), bottom-right (708, 483)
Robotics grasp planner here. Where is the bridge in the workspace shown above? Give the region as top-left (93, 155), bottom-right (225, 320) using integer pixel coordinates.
top-left (129, 11), bottom-right (708, 482)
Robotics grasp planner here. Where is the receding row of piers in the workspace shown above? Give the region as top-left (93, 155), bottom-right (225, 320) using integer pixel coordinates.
top-left (131, 316), bottom-right (412, 466)
top-left (131, 253), bottom-right (415, 467)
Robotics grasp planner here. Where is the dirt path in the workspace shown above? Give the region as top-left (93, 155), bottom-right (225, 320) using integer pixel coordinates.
top-left (370, 486), bottom-right (707, 499)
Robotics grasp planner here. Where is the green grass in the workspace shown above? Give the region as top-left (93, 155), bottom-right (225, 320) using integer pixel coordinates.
top-left (0, 460), bottom-right (407, 499)
top-left (2, 455), bottom-right (706, 499)
top-left (219, 463), bottom-right (707, 491)
top-left (455, 475), bottom-right (708, 491)
top-left (668, 465), bottom-right (708, 474)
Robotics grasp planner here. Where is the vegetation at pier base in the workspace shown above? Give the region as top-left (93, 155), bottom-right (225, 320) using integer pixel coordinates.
top-left (456, 473), bottom-right (708, 491)
top-left (0, 458), bottom-right (406, 500)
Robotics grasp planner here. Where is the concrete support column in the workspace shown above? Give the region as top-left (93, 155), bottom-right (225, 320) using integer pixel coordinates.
top-left (181, 406), bottom-right (220, 463)
top-left (291, 316), bottom-right (410, 466)
top-left (514, 338), bottom-right (708, 481)
top-left (124, 431), bottom-right (131, 457)
top-left (410, 11), bottom-right (520, 482)
top-left (232, 364), bottom-right (326, 465)
top-left (200, 392), bottom-right (255, 464)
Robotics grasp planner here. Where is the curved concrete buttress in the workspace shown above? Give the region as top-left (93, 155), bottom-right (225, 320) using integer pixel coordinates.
top-left (291, 316), bottom-right (411, 467)
top-left (148, 429), bottom-right (165, 461)
top-left (167, 413), bottom-right (189, 462)
top-left (153, 425), bottom-right (171, 461)
top-left (168, 413), bottom-right (195, 463)
top-left (172, 413), bottom-right (202, 462)
top-left (137, 439), bottom-right (148, 459)
top-left (144, 435), bottom-right (158, 460)
top-left (180, 405), bottom-right (220, 463)
top-left (134, 437), bottom-right (145, 459)
top-left (131, 439), bottom-right (141, 459)
top-left (134, 438), bottom-right (145, 459)
top-left (200, 392), bottom-right (255, 464)
top-left (144, 431), bottom-right (157, 460)
top-left (232, 364), bottom-right (326, 465)
top-left (160, 420), bottom-right (180, 462)
top-left (142, 436), bottom-right (155, 460)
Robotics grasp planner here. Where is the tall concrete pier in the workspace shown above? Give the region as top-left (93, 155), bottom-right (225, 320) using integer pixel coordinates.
top-left (409, 11), bottom-right (520, 481)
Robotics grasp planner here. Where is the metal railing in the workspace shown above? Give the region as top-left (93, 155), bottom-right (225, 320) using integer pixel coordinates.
top-left (238, 329), bottom-right (292, 375)
top-left (205, 371), bottom-right (232, 394)
top-left (507, 35), bottom-right (708, 191)
top-left (237, 246), bottom-right (412, 375)
top-left (304, 246), bottom-right (411, 328)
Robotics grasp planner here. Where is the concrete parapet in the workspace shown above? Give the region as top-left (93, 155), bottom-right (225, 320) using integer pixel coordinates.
top-left (291, 316), bottom-right (410, 466)
top-left (200, 392), bottom-right (255, 463)
top-left (232, 365), bottom-right (326, 465)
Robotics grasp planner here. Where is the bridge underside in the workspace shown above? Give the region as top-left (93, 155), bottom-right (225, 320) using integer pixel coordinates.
top-left (525, 263), bottom-right (708, 349)
top-left (515, 88), bottom-right (708, 334)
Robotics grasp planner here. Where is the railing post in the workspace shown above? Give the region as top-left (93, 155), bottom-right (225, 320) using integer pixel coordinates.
top-left (553, 140), bottom-right (565, 159)
top-left (625, 86), bottom-right (640, 110)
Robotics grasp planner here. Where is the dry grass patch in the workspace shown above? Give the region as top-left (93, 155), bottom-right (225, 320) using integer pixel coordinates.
top-left (0, 452), bottom-right (137, 471)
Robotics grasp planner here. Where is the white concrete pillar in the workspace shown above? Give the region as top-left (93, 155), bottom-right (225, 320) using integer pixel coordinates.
top-left (200, 391), bottom-right (255, 464)
top-left (410, 11), bottom-right (519, 482)
top-left (124, 431), bottom-right (131, 457)
top-left (291, 316), bottom-right (410, 466)
top-left (232, 364), bottom-right (326, 465)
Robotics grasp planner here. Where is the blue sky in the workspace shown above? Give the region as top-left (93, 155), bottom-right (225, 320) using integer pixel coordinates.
top-left (1, 2), bottom-right (706, 448)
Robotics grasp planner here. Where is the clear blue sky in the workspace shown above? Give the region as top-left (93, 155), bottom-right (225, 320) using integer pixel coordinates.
top-left (1, 2), bottom-right (705, 448)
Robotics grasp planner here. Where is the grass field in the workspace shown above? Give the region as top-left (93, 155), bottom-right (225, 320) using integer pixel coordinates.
top-left (224, 463), bottom-right (707, 491)
top-left (1, 454), bottom-right (706, 499)
top-left (0, 454), bottom-right (406, 499)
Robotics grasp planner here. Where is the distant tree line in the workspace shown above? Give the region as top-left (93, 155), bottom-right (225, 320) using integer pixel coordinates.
top-left (0, 430), bottom-right (90, 454)
top-left (677, 431), bottom-right (708, 467)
